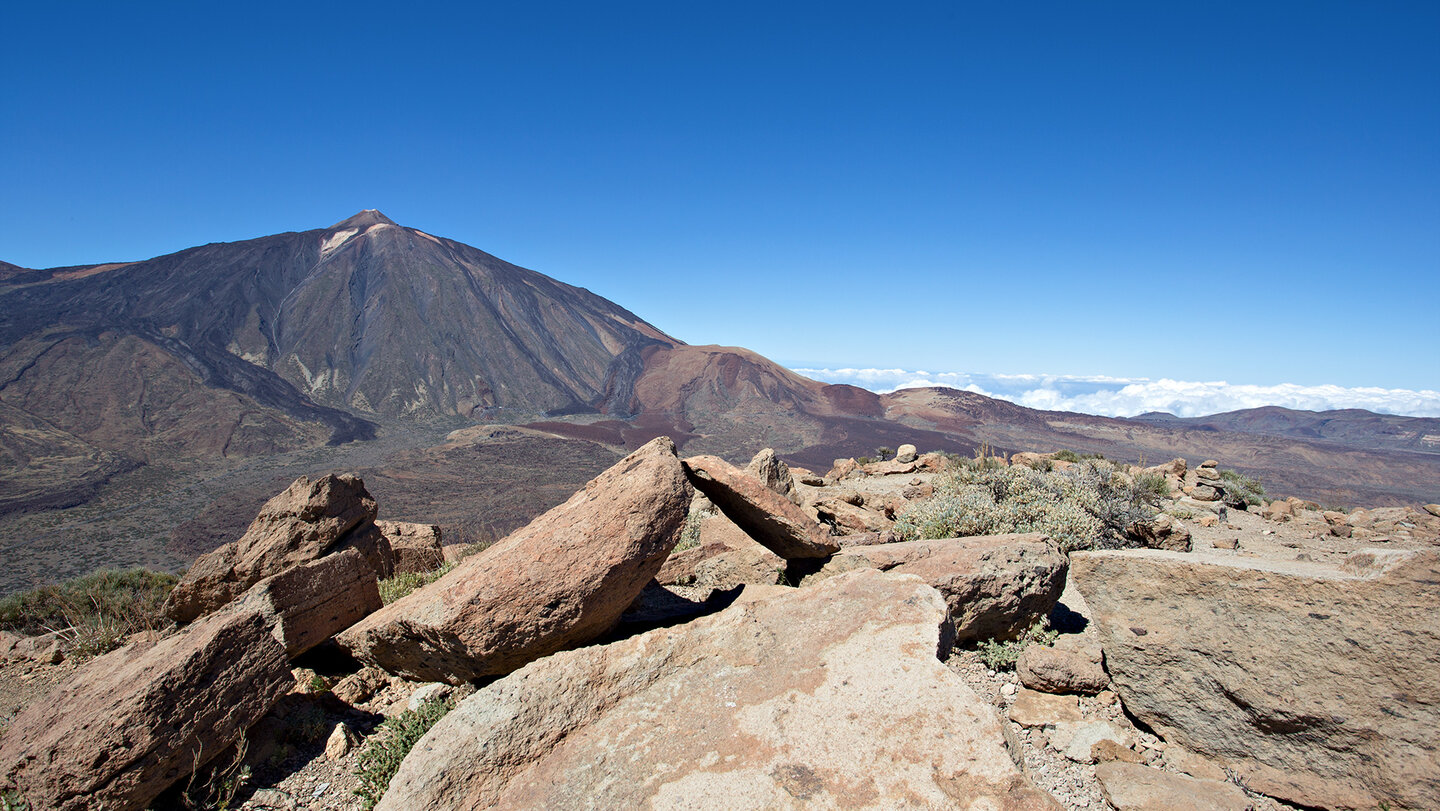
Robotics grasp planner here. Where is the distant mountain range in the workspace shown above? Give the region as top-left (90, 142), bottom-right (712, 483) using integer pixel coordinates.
top-left (1133, 407), bottom-right (1440, 455)
top-left (2, 212), bottom-right (1436, 591)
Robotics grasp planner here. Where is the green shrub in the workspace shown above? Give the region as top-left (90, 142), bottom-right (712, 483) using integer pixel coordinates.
top-left (674, 505), bottom-right (710, 552)
top-left (1134, 471), bottom-right (1171, 501)
top-left (894, 460), bottom-right (1160, 552)
top-left (1218, 469), bottom-right (1265, 508)
top-left (1051, 450), bottom-right (1081, 463)
top-left (375, 542), bottom-right (493, 605)
top-left (977, 620), bottom-right (1059, 671)
top-left (0, 568), bottom-right (177, 659)
top-left (378, 564), bottom-right (455, 605)
top-left (354, 699), bottom-right (452, 809)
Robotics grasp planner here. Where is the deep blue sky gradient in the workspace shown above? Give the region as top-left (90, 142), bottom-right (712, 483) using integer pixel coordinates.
top-left (2, 1), bottom-right (1436, 389)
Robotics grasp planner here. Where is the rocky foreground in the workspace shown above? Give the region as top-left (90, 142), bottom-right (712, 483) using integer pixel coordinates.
top-left (1, 440), bottom-right (1437, 810)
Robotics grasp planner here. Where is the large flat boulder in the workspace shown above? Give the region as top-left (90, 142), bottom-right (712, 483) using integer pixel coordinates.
top-left (1095, 762), bottom-right (1251, 811)
top-left (165, 473), bottom-right (392, 623)
top-left (800, 534), bottom-right (1067, 642)
top-left (235, 548), bottom-right (381, 657)
top-left (376, 569), bottom-right (1058, 810)
top-left (1072, 548), bottom-right (1440, 811)
top-left (682, 455), bottom-right (839, 559)
top-left (0, 609), bottom-right (292, 811)
top-left (338, 437), bottom-right (692, 683)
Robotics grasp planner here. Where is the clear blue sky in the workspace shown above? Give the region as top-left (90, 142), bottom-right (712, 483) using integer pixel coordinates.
top-left (3, 1), bottom-right (1436, 391)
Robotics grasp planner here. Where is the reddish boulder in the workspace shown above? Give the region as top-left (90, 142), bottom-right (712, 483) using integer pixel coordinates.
top-left (0, 610), bottom-right (291, 811)
top-left (744, 447), bottom-right (800, 504)
top-left (338, 438), bottom-right (691, 683)
top-left (800, 534), bottom-right (1067, 642)
top-left (235, 548), bottom-right (381, 657)
top-left (682, 455), bottom-right (839, 559)
top-left (1127, 513), bottom-right (1192, 552)
top-left (164, 474), bottom-right (392, 623)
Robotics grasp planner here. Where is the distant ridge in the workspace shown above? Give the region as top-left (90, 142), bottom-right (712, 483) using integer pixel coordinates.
top-left (1131, 405), bottom-right (1440, 456)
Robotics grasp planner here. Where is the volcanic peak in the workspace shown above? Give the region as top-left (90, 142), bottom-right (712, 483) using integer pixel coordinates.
top-left (329, 209), bottom-right (397, 230)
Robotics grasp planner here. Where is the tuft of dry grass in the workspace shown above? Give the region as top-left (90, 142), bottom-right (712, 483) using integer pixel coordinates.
top-left (0, 568), bottom-right (177, 659)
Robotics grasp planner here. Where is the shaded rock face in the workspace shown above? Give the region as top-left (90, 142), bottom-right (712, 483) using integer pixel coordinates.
top-left (338, 437), bottom-right (691, 683)
top-left (1126, 513), bottom-right (1192, 552)
top-left (800, 534), bottom-right (1067, 642)
top-left (0, 610), bottom-right (292, 811)
top-left (377, 570), bottom-right (1058, 810)
top-left (377, 520), bottom-right (444, 574)
top-left (1072, 548), bottom-right (1440, 811)
top-left (165, 473), bottom-right (391, 623)
top-left (745, 447), bottom-right (800, 504)
top-left (681, 455), bottom-right (839, 559)
top-left (234, 548), bottom-right (381, 658)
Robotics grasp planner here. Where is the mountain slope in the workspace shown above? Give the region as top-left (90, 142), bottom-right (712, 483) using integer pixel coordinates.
top-left (0, 211), bottom-right (678, 462)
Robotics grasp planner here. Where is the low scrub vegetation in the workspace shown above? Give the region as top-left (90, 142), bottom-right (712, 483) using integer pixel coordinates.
top-left (1219, 468), bottom-right (1266, 507)
top-left (355, 698), bottom-right (453, 809)
top-left (378, 565), bottom-right (456, 605)
top-left (674, 501), bottom-right (716, 552)
top-left (894, 459), bottom-right (1161, 552)
top-left (0, 568), bottom-right (177, 658)
top-left (977, 619), bottom-right (1058, 671)
top-left (376, 541), bottom-right (490, 604)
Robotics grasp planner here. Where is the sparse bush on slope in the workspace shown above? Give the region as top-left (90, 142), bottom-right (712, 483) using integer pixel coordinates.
top-left (376, 541), bottom-right (492, 605)
top-left (1219, 468), bottom-right (1266, 508)
top-left (0, 568), bottom-right (177, 658)
top-left (894, 460), bottom-right (1160, 552)
top-left (355, 698), bottom-right (453, 809)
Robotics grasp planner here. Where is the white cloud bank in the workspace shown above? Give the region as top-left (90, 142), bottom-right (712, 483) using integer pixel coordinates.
top-left (791, 368), bottom-right (1440, 419)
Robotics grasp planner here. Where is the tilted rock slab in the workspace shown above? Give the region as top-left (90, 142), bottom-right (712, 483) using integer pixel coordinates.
top-left (682, 455), bottom-right (839, 559)
top-left (0, 610), bottom-right (292, 811)
top-left (235, 548), bottom-right (381, 657)
top-left (1072, 548), bottom-right (1440, 811)
top-left (338, 437), bottom-right (691, 683)
top-left (377, 569), bottom-right (1058, 810)
top-left (799, 534), bottom-right (1067, 642)
top-left (165, 473), bottom-right (392, 623)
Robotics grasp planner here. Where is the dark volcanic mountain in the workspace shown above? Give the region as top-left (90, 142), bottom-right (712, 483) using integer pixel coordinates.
top-left (1, 210), bottom-right (675, 428)
top-left (0, 211), bottom-right (678, 510)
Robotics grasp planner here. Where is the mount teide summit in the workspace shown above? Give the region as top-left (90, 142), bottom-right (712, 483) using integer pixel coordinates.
top-left (0, 210), bottom-right (676, 450)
